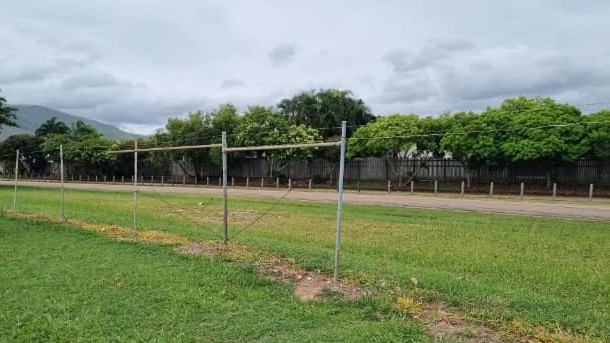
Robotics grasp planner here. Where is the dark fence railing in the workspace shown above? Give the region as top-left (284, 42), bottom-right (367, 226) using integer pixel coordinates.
top-left (2, 157), bottom-right (610, 187)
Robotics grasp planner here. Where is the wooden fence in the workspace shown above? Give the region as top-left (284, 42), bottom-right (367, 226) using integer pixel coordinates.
top-left (174, 157), bottom-right (610, 185)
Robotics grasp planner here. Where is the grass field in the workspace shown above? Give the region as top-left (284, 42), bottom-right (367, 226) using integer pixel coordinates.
top-left (0, 216), bottom-right (428, 342)
top-left (1, 185), bottom-right (609, 342)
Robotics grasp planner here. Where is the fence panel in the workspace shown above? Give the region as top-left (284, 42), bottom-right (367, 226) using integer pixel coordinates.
top-left (118, 157), bottom-right (610, 186)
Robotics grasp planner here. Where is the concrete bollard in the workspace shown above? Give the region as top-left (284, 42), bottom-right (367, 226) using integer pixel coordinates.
top-left (520, 182), bottom-right (524, 200)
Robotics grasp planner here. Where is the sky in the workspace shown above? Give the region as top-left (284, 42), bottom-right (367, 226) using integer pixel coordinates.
top-left (1, 0), bottom-right (610, 135)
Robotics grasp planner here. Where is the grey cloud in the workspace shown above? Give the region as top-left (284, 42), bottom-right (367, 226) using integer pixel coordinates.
top-left (1, 56), bottom-right (89, 84)
top-left (374, 43), bottom-right (610, 116)
top-left (376, 72), bottom-right (438, 105)
top-left (441, 53), bottom-right (610, 102)
top-left (1, 65), bottom-right (58, 84)
top-left (61, 72), bottom-right (138, 91)
top-left (39, 89), bottom-right (117, 111)
top-left (382, 39), bottom-right (475, 73)
top-left (220, 79), bottom-right (247, 89)
top-left (65, 96), bottom-right (209, 130)
top-left (382, 49), bottom-right (413, 73)
top-left (268, 43), bottom-right (297, 68)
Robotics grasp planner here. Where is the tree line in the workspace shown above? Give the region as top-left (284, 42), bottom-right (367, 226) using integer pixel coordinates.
top-left (1, 89), bottom-right (609, 185)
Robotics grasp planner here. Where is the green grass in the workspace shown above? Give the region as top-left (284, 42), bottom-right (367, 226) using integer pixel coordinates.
top-left (0, 215), bottom-right (426, 342)
top-left (2, 185), bottom-right (610, 341)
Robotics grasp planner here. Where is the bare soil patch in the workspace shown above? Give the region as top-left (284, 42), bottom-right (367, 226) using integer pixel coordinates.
top-left (419, 305), bottom-right (506, 343)
top-left (175, 241), bottom-right (367, 302)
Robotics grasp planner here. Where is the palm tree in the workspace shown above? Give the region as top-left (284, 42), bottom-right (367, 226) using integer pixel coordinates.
top-left (35, 117), bottom-right (70, 138)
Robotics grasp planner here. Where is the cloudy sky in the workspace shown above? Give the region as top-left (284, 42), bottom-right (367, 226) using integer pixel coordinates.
top-left (2, 0), bottom-right (610, 134)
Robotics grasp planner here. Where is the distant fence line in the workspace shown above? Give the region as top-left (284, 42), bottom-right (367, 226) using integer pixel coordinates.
top-left (2, 157), bottom-right (610, 185)
top-left (178, 157), bottom-right (610, 185)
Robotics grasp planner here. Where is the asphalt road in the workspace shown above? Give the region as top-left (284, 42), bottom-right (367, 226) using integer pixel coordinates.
top-left (3, 180), bottom-right (610, 221)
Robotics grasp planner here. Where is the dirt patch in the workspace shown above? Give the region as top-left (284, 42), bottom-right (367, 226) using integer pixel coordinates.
top-left (256, 258), bottom-right (367, 301)
top-left (176, 241), bottom-right (367, 302)
top-left (418, 306), bottom-right (506, 343)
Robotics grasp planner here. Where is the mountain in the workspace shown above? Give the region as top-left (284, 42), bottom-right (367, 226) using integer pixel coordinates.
top-left (0, 105), bottom-right (139, 141)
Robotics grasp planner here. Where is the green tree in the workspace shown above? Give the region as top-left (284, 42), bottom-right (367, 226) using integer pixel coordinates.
top-left (65, 135), bottom-right (113, 175)
top-left (0, 90), bottom-right (18, 134)
top-left (278, 89), bottom-right (375, 139)
top-left (208, 104), bottom-right (241, 163)
top-left (35, 117), bottom-right (70, 138)
top-left (415, 114), bottom-right (453, 158)
top-left (499, 96), bottom-right (587, 186)
top-left (440, 110), bottom-right (508, 185)
top-left (582, 109), bottom-right (610, 183)
top-left (36, 118), bottom-right (72, 174)
top-left (348, 114), bottom-right (420, 158)
top-left (0, 134), bottom-right (47, 176)
top-left (158, 111), bottom-right (217, 179)
top-left (40, 133), bottom-right (72, 163)
top-left (582, 110), bottom-right (610, 160)
top-left (348, 114), bottom-right (421, 184)
top-left (39, 121), bottom-right (113, 176)
top-left (211, 104), bottom-right (241, 139)
top-left (236, 106), bottom-right (321, 177)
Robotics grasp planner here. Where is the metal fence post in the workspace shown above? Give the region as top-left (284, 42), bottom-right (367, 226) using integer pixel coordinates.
top-left (222, 132), bottom-right (228, 244)
top-left (13, 149), bottom-right (19, 212)
top-left (133, 140), bottom-right (138, 231)
top-left (333, 121), bottom-right (347, 281)
top-left (60, 145), bottom-right (65, 223)
top-left (520, 182), bottom-right (524, 200)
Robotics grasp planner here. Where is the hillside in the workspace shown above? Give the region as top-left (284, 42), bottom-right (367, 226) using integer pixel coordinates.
top-left (0, 105), bottom-right (139, 141)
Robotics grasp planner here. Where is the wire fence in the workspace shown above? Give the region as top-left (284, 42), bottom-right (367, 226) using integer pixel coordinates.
top-left (0, 124), bottom-right (349, 280)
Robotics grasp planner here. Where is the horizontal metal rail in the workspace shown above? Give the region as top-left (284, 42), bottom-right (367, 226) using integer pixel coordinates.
top-left (226, 141), bottom-right (340, 152)
top-left (109, 141), bottom-right (339, 154)
top-left (108, 143), bottom-right (222, 154)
